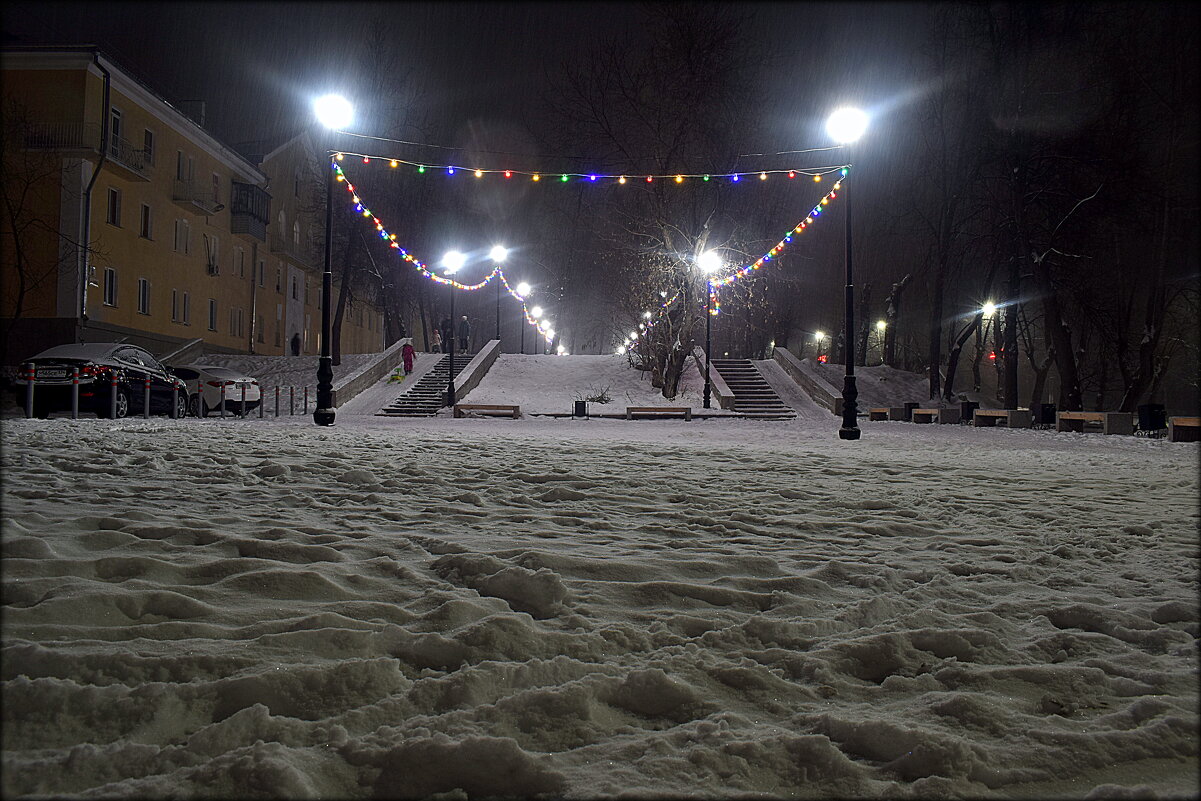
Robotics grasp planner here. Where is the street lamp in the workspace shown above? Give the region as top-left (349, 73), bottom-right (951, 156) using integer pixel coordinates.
top-left (490, 245), bottom-right (508, 346)
top-left (531, 306), bottom-right (543, 355)
top-left (313, 94), bottom-right (353, 426)
top-left (876, 319), bottom-right (886, 364)
top-left (516, 282), bottom-right (531, 354)
top-left (442, 250), bottom-right (465, 406)
top-left (827, 106), bottom-right (869, 440)
top-left (697, 250), bottom-right (722, 409)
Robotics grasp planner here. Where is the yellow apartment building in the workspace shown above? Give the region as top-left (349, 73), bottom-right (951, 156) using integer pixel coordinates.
top-left (1, 45), bottom-right (385, 366)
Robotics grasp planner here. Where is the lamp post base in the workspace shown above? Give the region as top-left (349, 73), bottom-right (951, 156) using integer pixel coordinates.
top-left (838, 425), bottom-right (861, 440)
top-left (313, 407), bottom-right (336, 426)
top-left (839, 373), bottom-right (860, 440)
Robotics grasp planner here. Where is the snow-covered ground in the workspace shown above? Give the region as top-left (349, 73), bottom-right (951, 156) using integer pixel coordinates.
top-left (2, 353), bottom-right (1198, 799)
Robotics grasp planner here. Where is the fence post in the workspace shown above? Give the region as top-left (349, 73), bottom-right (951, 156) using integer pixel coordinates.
top-left (290, 386), bottom-right (295, 416)
top-left (220, 383), bottom-right (227, 419)
top-left (274, 386), bottom-right (280, 417)
top-left (71, 367), bottom-right (80, 419)
top-left (259, 388), bottom-right (264, 418)
top-left (143, 376), bottom-right (151, 419)
top-left (172, 383), bottom-right (179, 420)
top-left (241, 383), bottom-right (247, 417)
top-left (23, 362), bottom-right (34, 418)
top-left (110, 373), bottom-right (118, 418)
top-left (304, 386), bottom-right (309, 414)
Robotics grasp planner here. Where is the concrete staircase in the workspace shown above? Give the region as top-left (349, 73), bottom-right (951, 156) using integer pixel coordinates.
top-left (376, 354), bottom-right (468, 417)
top-left (712, 359), bottom-right (796, 419)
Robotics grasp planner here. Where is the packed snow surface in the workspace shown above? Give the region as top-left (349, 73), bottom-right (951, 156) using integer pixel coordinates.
top-left (2, 353), bottom-right (1198, 799)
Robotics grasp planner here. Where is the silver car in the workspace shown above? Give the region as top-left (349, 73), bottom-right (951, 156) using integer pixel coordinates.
top-left (170, 364), bottom-right (261, 417)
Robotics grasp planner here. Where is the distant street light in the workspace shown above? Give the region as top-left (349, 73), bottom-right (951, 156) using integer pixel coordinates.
top-left (517, 283), bottom-right (531, 354)
top-left (827, 105), bottom-right (868, 441)
top-left (698, 250), bottom-right (721, 409)
top-left (490, 245), bottom-right (508, 345)
top-left (442, 250), bottom-right (465, 407)
top-left (982, 301), bottom-right (997, 318)
top-left (313, 94), bottom-right (353, 426)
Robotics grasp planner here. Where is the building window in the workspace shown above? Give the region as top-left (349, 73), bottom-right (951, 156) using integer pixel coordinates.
top-left (257, 260), bottom-right (265, 288)
top-left (294, 169), bottom-right (301, 198)
top-left (292, 276), bottom-right (298, 300)
top-left (171, 289), bottom-right (179, 322)
top-left (139, 204), bottom-right (152, 239)
top-left (103, 268), bottom-right (117, 306)
top-left (229, 307), bottom-right (244, 338)
top-left (208, 299), bottom-right (217, 331)
top-left (256, 314), bottom-right (265, 343)
top-left (174, 219), bottom-right (190, 254)
top-left (183, 291), bottom-right (190, 324)
top-left (203, 233), bottom-right (219, 275)
top-left (143, 129), bottom-right (155, 165)
top-left (293, 220), bottom-right (300, 245)
top-left (277, 210), bottom-right (286, 239)
top-left (137, 278), bottom-right (150, 315)
top-left (212, 173), bottom-right (221, 206)
top-left (234, 246), bottom-right (245, 278)
top-left (109, 107), bottom-right (122, 154)
top-left (275, 265), bottom-right (282, 292)
top-left (304, 277), bottom-right (310, 305)
top-left (176, 151), bottom-right (185, 180)
top-left (106, 188), bottom-right (121, 226)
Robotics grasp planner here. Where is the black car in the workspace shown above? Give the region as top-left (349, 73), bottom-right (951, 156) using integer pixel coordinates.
top-left (13, 343), bottom-right (188, 419)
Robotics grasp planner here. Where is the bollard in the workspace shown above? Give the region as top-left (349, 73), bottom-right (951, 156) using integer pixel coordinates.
top-left (71, 367), bottom-right (80, 419)
top-left (274, 386), bottom-right (280, 417)
top-left (143, 376), bottom-right (151, 418)
top-left (172, 384), bottom-right (179, 420)
top-left (303, 386), bottom-right (308, 414)
top-left (259, 389), bottom-right (264, 418)
top-left (289, 386), bottom-right (295, 416)
top-left (220, 383), bottom-right (227, 419)
top-left (241, 382), bottom-right (247, 417)
top-left (110, 373), bottom-right (118, 418)
top-left (24, 362), bottom-right (34, 418)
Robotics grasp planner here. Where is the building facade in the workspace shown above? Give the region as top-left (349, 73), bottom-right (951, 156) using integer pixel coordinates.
top-left (1, 46), bottom-right (385, 366)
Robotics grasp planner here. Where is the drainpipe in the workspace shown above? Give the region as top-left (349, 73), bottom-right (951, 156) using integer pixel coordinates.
top-left (249, 241), bottom-right (258, 353)
top-left (79, 49), bottom-right (111, 343)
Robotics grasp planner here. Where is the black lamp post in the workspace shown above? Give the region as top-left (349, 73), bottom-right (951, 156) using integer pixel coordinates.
top-left (827, 107), bottom-right (868, 441)
top-left (697, 250), bottom-right (721, 409)
top-left (442, 250), bottom-right (465, 407)
top-left (312, 94), bottom-right (353, 426)
top-left (517, 283), bottom-right (531, 355)
top-left (490, 245), bottom-right (507, 348)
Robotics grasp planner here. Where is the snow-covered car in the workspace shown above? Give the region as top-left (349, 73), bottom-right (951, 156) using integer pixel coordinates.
top-left (170, 364), bottom-right (261, 417)
top-left (12, 342), bottom-right (188, 419)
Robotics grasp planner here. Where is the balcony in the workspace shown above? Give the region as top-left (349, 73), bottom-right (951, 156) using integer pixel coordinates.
top-left (230, 181), bottom-right (269, 242)
top-left (23, 122), bottom-right (149, 181)
top-left (172, 179), bottom-right (223, 215)
top-left (269, 232), bottom-right (311, 266)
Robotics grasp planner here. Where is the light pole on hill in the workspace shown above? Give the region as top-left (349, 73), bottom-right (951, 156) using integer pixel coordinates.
top-left (442, 250), bottom-right (465, 407)
top-left (312, 93), bottom-right (354, 427)
top-left (827, 106), bottom-right (869, 441)
top-left (517, 283), bottom-right (532, 354)
top-left (697, 250), bottom-right (721, 409)
top-left (490, 245), bottom-right (507, 346)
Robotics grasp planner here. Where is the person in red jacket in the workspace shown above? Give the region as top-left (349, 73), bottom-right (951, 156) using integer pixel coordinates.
top-left (401, 340), bottom-right (416, 375)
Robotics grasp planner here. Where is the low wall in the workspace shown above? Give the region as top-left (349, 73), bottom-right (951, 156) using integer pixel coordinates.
top-left (691, 346), bottom-right (736, 410)
top-left (333, 339), bottom-right (405, 407)
top-left (453, 339), bottom-right (501, 401)
top-left (774, 348), bottom-right (841, 415)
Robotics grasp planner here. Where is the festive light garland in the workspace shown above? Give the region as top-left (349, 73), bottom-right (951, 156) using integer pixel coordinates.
top-left (333, 151), bottom-right (847, 184)
top-left (333, 162), bottom-right (547, 330)
top-left (333, 158), bottom-right (849, 351)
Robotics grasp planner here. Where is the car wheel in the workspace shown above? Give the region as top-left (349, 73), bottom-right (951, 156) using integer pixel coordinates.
top-left (112, 387), bottom-right (130, 418)
top-left (188, 394), bottom-right (201, 417)
top-left (170, 392), bottom-right (188, 419)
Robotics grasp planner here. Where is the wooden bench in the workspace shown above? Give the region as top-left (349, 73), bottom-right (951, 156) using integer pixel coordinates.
top-left (912, 407), bottom-right (961, 424)
top-left (868, 407), bottom-right (891, 421)
top-left (973, 408), bottom-right (1032, 429)
top-left (453, 403), bottom-right (521, 418)
top-left (1168, 416), bottom-right (1200, 443)
top-left (1056, 410), bottom-right (1133, 435)
top-left (626, 406), bottom-right (692, 421)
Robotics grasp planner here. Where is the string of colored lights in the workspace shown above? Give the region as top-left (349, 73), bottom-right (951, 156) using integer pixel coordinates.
top-left (332, 151), bottom-right (847, 184)
top-left (333, 162), bottom-right (547, 330)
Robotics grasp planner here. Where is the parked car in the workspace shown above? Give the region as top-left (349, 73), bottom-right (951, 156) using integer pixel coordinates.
top-left (170, 364), bottom-right (261, 417)
top-left (13, 343), bottom-right (188, 419)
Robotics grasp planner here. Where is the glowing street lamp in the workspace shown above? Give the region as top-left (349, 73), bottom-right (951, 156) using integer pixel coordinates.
top-left (313, 94), bottom-right (353, 426)
top-left (442, 250), bottom-right (465, 406)
top-left (698, 250), bottom-right (721, 408)
top-left (982, 301), bottom-right (997, 318)
top-left (827, 105), bottom-right (868, 440)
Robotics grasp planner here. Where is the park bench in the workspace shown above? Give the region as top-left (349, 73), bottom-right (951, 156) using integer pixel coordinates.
top-left (911, 407), bottom-right (961, 424)
top-left (972, 408), bottom-right (1032, 429)
top-left (1056, 410), bottom-right (1133, 435)
top-left (1168, 416), bottom-right (1199, 443)
top-left (626, 406), bottom-right (692, 421)
top-left (869, 407), bottom-right (899, 421)
top-left (453, 403), bottom-right (521, 418)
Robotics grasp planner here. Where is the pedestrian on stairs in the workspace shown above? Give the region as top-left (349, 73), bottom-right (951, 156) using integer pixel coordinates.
top-left (401, 340), bottom-right (415, 375)
top-left (430, 328), bottom-right (442, 353)
top-left (440, 317), bottom-right (454, 352)
top-left (458, 315), bottom-right (471, 353)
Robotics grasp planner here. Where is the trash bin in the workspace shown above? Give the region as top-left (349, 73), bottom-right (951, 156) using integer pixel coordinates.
top-left (960, 400), bottom-right (979, 423)
top-left (573, 400), bottom-right (587, 418)
top-left (1035, 403), bottom-right (1057, 426)
top-left (1137, 403), bottom-right (1166, 432)
top-left (903, 402), bottom-right (920, 421)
